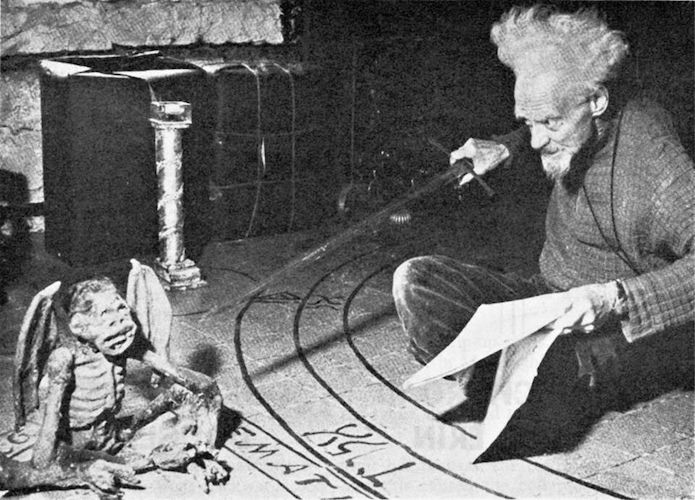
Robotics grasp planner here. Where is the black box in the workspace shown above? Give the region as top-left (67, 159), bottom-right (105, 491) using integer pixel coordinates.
top-left (40, 52), bottom-right (214, 266)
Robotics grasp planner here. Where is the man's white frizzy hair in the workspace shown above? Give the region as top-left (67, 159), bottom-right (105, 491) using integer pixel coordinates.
top-left (491, 5), bottom-right (629, 93)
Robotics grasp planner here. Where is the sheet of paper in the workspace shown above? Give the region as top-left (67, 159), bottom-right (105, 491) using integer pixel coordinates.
top-left (471, 326), bottom-right (564, 461)
top-left (403, 292), bottom-right (570, 389)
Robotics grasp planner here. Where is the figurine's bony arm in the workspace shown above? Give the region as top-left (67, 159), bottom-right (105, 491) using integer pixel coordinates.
top-left (137, 350), bottom-right (222, 446)
top-left (141, 349), bottom-right (218, 397)
top-left (31, 346), bottom-right (74, 469)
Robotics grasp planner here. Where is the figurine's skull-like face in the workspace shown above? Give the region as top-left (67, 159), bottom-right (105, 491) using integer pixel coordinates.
top-left (68, 281), bottom-right (136, 357)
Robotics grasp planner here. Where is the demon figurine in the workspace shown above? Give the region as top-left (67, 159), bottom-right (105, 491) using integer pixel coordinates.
top-left (0, 260), bottom-right (229, 498)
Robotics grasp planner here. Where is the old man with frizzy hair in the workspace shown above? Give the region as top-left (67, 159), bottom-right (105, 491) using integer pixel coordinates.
top-left (393, 5), bottom-right (694, 400)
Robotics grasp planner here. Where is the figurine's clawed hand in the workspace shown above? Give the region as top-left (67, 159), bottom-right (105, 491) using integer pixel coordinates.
top-left (150, 440), bottom-right (200, 470)
top-left (79, 459), bottom-right (139, 499)
top-left (187, 455), bottom-right (231, 493)
top-left (151, 440), bottom-right (229, 492)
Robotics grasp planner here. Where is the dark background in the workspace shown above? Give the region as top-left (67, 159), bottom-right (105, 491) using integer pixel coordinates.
top-left (301, 0), bottom-right (693, 204)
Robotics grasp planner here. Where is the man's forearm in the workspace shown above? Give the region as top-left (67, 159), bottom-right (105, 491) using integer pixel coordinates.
top-left (619, 255), bottom-right (695, 342)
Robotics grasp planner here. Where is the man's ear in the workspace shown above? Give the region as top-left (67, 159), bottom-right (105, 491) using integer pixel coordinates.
top-left (590, 86), bottom-right (609, 117)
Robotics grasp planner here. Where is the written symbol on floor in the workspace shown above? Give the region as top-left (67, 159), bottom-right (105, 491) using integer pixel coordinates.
top-left (304, 423), bottom-right (416, 488)
top-left (304, 423), bottom-right (388, 457)
top-left (227, 419), bottom-right (415, 497)
top-left (228, 421), bottom-right (354, 497)
top-left (255, 291), bottom-right (344, 310)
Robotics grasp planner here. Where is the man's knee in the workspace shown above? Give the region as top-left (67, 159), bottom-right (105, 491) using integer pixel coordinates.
top-left (393, 257), bottom-right (454, 321)
top-left (392, 257), bottom-right (428, 302)
top-left (393, 256), bottom-right (484, 307)
top-left (394, 255), bottom-right (471, 289)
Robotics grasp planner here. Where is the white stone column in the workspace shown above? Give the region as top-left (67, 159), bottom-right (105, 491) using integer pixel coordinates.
top-left (149, 101), bottom-right (205, 289)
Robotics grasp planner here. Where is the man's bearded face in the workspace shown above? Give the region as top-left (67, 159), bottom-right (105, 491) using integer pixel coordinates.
top-left (514, 72), bottom-right (595, 181)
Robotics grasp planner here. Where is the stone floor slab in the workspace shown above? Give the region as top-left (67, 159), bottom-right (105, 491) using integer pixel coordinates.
top-left (587, 456), bottom-right (694, 498)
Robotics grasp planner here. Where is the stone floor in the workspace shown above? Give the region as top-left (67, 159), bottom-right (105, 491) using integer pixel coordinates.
top-left (0, 178), bottom-right (693, 499)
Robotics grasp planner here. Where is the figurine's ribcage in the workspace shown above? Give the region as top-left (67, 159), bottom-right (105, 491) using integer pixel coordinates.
top-left (69, 350), bottom-right (126, 429)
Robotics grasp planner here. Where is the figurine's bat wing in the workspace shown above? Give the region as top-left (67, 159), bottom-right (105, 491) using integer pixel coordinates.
top-left (127, 259), bottom-right (172, 363)
top-left (13, 281), bottom-right (61, 431)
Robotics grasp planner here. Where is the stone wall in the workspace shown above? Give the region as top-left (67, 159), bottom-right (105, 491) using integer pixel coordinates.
top-left (2, 0), bottom-right (283, 56)
top-left (0, 0), bottom-right (284, 230)
top-left (0, 68), bottom-right (42, 210)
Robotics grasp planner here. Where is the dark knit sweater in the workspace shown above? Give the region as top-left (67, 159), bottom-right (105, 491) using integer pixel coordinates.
top-left (497, 99), bottom-right (694, 342)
